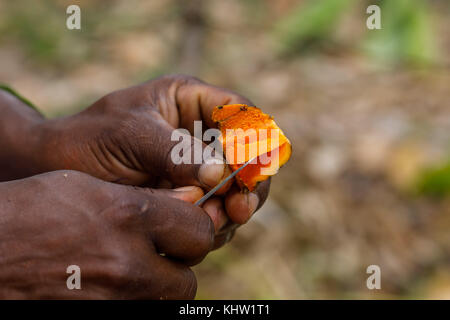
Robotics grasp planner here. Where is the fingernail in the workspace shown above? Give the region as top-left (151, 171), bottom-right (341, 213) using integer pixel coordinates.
top-left (247, 192), bottom-right (259, 216)
top-left (172, 186), bottom-right (204, 203)
top-left (198, 163), bottom-right (226, 188)
top-left (174, 186), bottom-right (199, 192)
top-left (215, 165), bottom-right (233, 195)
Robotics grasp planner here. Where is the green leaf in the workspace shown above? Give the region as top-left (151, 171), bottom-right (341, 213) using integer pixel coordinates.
top-left (0, 85), bottom-right (41, 114)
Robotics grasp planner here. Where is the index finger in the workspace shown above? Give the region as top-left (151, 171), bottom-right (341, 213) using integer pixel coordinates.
top-left (175, 77), bottom-right (254, 131)
top-left (137, 189), bottom-right (215, 265)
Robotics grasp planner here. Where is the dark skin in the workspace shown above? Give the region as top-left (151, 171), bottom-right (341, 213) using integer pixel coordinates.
top-left (0, 170), bottom-right (213, 299)
top-left (0, 75), bottom-right (270, 299)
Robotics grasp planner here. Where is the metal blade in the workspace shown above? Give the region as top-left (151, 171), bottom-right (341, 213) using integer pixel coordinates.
top-left (195, 157), bottom-right (257, 206)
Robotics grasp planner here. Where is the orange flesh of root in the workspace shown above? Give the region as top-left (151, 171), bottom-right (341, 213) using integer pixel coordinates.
top-left (212, 104), bottom-right (292, 191)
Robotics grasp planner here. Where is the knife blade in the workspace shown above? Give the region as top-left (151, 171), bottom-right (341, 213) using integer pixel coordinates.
top-left (195, 157), bottom-right (257, 206)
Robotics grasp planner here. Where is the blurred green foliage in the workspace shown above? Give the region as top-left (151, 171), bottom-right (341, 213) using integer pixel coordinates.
top-left (0, 1), bottom-right (170, 70)
top-left (364, 0), bottom-right (437, 66)
top-left (275, 0), bottom-right (439, 66)
top-left (0, 2), bottom-right (63, 63)
top-left (416, 160), bottom-right (450, 197)
top-left (275, 0), bottom-right (356, 53)
top-left (0, 1), bottom-right (88, 68)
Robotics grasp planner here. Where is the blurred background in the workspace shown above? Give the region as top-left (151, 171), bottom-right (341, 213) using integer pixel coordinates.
top-left (0, 0), bottom-right (449, 299)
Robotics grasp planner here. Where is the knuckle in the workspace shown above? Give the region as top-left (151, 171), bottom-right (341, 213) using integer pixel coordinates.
top-left (96, 90), bottom-right (143, 117)
top-left (166, 73), bottom-right (188, 81)
top-left (108, 195), bottom-right (148, 229)
top-left (47, 169), bottom-right (86, 180)
top-left (31, 170), bottom-right (91, 191)
top-left (92, 246), bottom-right (135, 283)
top-left (176, 74), bottom-right (202, 83)
top-left (98, 187), bottom-right (148, 228)
top-left (90, 241), bottom-right (160, 299)
top-left (96, 92), bottom-right (116, 111)
top-left (105, 257), bottom-right (134, 284)
top-left (162, 74), bottom-right (203, 86)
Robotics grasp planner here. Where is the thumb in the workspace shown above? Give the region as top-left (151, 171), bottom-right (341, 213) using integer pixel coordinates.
top-left (134, 110), bottom-right (232, 191)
